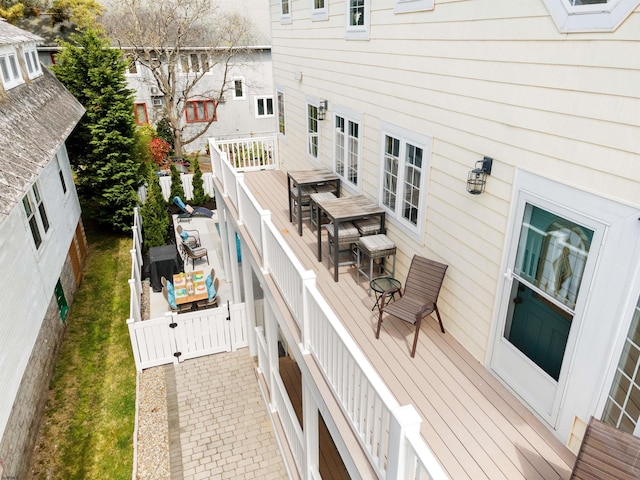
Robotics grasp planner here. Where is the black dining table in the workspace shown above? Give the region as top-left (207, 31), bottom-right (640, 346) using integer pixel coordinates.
top-left (148, 244), bottom-right (184, 292)
top-left (315, 195), bottom-right (385, 282)
top-left (287, 169), bottom-right (341, 236)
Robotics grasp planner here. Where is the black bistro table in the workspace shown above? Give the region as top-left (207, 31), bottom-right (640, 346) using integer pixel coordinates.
top-left (370, 276), bottom-right (401, 311)
top-left (148, 244), bottom-right (183, 292)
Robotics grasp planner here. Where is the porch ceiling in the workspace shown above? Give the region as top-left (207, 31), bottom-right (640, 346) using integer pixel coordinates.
top-left (242, 169), bottom-right (576, 480)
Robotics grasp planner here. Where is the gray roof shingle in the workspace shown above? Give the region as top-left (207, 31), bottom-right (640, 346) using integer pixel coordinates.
top-left (0, 68), bottom-right (85, 221)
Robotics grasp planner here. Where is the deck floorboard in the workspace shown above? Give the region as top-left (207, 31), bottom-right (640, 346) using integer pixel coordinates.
top-left (243, 169), bottom-right (575, 480)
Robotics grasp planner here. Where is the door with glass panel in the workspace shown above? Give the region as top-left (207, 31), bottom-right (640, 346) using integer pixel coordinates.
top-left (491, 199), bottom-right (600, 426)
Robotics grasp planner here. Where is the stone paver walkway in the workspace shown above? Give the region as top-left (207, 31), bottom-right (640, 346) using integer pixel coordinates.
top-left (167, 350), bottom-right (287, 479)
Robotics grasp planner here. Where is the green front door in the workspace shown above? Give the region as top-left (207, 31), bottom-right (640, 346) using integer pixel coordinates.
top-left (507, 281), bottom-right (572, 381)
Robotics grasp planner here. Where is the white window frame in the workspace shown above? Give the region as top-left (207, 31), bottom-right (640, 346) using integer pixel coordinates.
top-left (23, 45), bottom-right (42, 79)
top-left (378, 123), bottom-right (431, 238)
top-left (394, 0), bottom-right (434, 14)
top-left (23, 182), bottom-right (50, 250)
top-left (232, 77), bottom-right (246, 100)
top-left (543, 0), bottom-right (640, 32)
top-left (346, 0), bottom-right (370, 40)
top-left (281, 0), bottom-right (292, 24)
top-left (307, 102), bottom-right (320, 160)
top-left (312, 0), bottom-right (329, 21)
top-left (276, 88), bottom-right (286, 137)
top-left (54, 152), bottom-right (68, 196)
top-left (124, 54), bottom-right (138, 75)
top-left (333, 106), bottom-right (363, 192)
top-left (0, 47), bottom-right (23, 90)
top-left (255, 95), bottom-right (274, 118)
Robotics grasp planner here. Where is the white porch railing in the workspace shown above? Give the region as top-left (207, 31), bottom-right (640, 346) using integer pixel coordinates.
top-left (209, 139), bottom-right (449, 480)
top-left (273, 373), bottom-right (306, 475)
top-left (214, 135), bottom-right (278, 172)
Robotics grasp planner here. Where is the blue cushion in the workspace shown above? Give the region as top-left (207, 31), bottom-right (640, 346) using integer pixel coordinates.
top-left (167, 281), bottom-right (174, 296)
top-left (206, 274), bottom-right (213, 288)
top-left (167, 289), bottom-right (177, 309)
top-left (207, 280), bottom-right (217, 302)
top-left (180, 230), bottom-right (189, 241)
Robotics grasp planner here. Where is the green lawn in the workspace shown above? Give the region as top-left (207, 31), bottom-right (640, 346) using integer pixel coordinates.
top-left (29, 228), bottom-right (136, 479)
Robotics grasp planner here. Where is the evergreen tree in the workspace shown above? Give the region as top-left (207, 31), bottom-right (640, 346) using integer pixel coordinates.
top-left (191, 155), bottom-right (210, 206)
top-left (140, 171), bottom-right (169, 249)
top-left (52, 28), bottom-right (142, 231)
top-left (169, 163), bottom-right (185, 205)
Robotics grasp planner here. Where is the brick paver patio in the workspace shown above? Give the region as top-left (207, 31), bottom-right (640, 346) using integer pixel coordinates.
top-left (167, 350), bottom-right (287, 479)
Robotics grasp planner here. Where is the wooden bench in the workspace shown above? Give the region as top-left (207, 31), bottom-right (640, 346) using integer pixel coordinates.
top-left (570, 417), bottom-right (640, 479)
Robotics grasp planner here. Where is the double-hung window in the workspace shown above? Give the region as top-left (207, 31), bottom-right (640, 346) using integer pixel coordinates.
top-left (312, 0), bottom-right (328, 20)
top-left (185, 100), bottom-right (217, 122)
top-left (334, 109), bottom-right (361, 190)
top-left (281, 0), bottom-right (291, 23)
top-left (277, 89), bottom-right (286, 135)
top-left (23, 47), bottom-right (41, 79)
top-left (255, 96), bottom-right (274, 118)
top-left (24, 183), bottom-right (50, 249)
top-left (232, 78), bottom-right (245, 99)
top-left (307, 104), bottom-right (319, 158)
top-left (346, 0), bottom-right (369, 39)
top-left (54, 152), bottom-right (68, 194)
top-left (380, 125), bottom-right (430, 235)
top-left (0, 50), bottom-right (22, 89)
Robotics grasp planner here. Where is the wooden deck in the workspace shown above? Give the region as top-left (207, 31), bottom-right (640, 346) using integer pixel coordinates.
top-left (243, 169), bottom-right (576, 480)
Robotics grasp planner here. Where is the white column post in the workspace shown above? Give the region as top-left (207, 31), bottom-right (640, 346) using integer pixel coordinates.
top-left (386, 404), bottom-right (422, 479)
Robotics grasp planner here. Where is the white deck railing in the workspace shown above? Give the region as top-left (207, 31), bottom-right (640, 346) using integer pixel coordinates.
top-left (273, 373), bottom-right (306, 475)
top-left (210, 138), bottom-right (448, 480)
top-left (215, 136), bottom-right (278, 172)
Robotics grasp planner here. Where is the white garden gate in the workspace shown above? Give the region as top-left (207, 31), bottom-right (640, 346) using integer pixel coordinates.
top-left (127, 302), bottom-right (248, 371)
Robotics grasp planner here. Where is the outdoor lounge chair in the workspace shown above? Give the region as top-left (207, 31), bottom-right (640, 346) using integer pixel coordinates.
top-left (376, 255), bottom-right (448, 357)
top-left (173, 196), bottom-right (214, 218)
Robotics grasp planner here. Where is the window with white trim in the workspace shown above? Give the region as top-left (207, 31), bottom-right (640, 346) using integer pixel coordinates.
top-left (23, 183), bottom-right (50, 249)
top-left (394, 0), bottom-right (434, 14)
top-left (23, 47), bottom-right (41, 79)
top-left (334, 112), bottom-right (361, 189)
top-left (312, 0), bottom-right (328, 20)
top-left (277, 89), bottom-right (286, 135)
top-left (379, 126), bottom-right (430, 234)
top-left (346, 0), bottom-right (370, 40)
top-left (307, 104), bottom-right (319, 158)
top-left (0, 50), bottom-right (22, 89)
top-left (543, 0), bottom-right (640, 32)
top-left (180, 53), bottom-right (208, 73)
top-left (255, 96), bottom-right (274, 118)
top-left (54, 153), bottom-right (68, 195)
top-left (232, 78), bottom-right (245, 99)
top-left (281, 0), bottom-right (292, 23)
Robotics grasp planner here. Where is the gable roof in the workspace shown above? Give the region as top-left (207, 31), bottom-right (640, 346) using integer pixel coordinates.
top-left (0, 18), bottom-right (43, 45)
top-left (0, 68), bottom-right (85, 221)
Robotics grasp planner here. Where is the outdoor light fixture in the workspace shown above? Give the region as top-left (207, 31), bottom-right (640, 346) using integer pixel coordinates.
top-left (466, 156), bottom-right (493, 195)
top-left (318, 100), bottom-right (328, 121)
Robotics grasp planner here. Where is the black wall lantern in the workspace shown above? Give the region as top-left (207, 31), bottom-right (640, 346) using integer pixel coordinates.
top-left (318, 100), bottom-right (328, 121)
top-left (466, 156), bottom-right (493, 195)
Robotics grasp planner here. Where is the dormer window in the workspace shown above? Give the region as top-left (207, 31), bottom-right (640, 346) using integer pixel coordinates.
top-left (23, 47), bottom-right (41, 79)
top-left (543, 0), bottom-right (640, 32)
top-left (0, 50), bottom-right (22, 89)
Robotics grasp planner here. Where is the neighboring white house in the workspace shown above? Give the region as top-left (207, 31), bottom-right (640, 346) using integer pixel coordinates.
top-left (121, 0), bottom-right (275, 153)
top-left (0, 19), bottom-right (86, 480)
top-left (267, 0), bottom-right (640, 454)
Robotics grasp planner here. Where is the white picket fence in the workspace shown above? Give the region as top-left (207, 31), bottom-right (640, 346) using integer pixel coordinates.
top-left (211, 139), bottom-right (448, 480)
top-left (127, 303), bottom-right (247, 371)
top-left (127, 207), bottom-right (248, 372)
